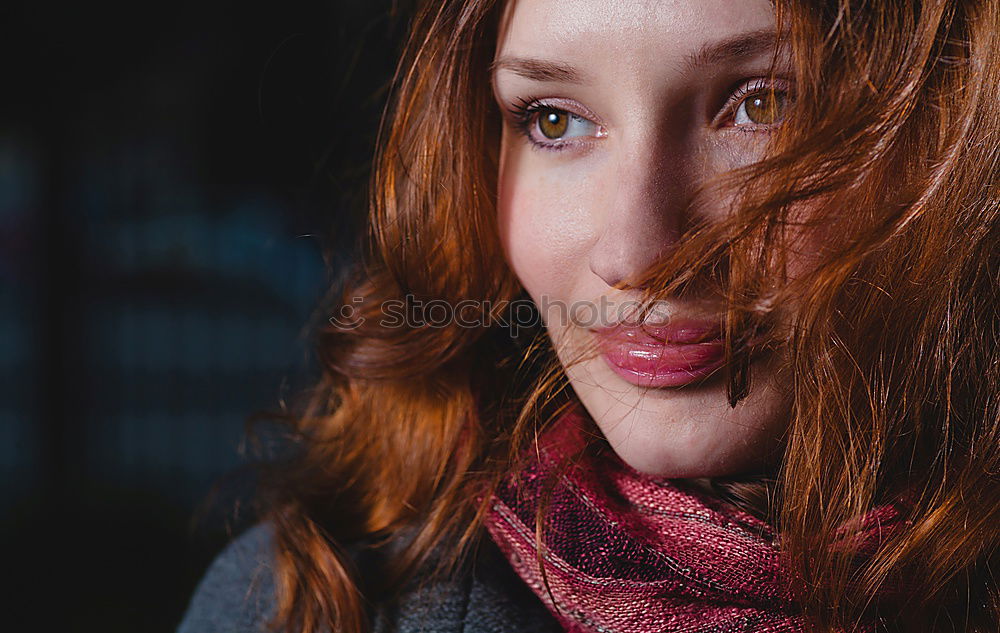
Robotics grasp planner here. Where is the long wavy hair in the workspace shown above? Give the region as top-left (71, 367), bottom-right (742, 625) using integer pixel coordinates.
top-left (252, 0), bottom-right (1000, 631)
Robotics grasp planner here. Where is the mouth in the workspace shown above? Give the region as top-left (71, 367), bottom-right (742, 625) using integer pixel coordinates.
top-left (591, 318), bottom-right (727, 388)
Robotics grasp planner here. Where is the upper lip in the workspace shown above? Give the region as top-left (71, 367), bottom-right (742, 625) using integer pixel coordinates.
top-left (590, 317), bottom-right (724, 347)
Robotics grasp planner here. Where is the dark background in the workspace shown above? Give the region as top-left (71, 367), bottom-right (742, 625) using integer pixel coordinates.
top-left (2, 1), bottom-right (411, 630)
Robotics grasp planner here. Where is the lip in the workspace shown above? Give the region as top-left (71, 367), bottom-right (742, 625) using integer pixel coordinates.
top-left (592, 319), bottom-right (727, 388)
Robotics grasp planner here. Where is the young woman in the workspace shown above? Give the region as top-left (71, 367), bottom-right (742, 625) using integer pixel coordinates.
top-left (178, 0), bottom-right (1000, 631)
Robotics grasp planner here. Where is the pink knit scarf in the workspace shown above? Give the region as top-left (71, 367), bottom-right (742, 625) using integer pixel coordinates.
top-left (483, 406), bottom-right (907, 633)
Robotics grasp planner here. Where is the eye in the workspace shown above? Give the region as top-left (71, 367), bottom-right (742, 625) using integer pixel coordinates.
top-left (536, 108), bottom-right (599, 140)
top-left (724, 79), bottom-right (791, 130)
top-left (508, 99), bottom-right (604, 149)
top-left (734, 89), bottom-right (787, 126)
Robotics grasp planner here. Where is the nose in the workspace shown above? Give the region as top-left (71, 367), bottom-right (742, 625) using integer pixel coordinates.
top-left (588, 146), bottom-right (688, 288)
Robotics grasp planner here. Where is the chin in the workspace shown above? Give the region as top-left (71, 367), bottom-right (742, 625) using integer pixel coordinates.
top-left (565, 356), bottom-right (788, 479)
top-left (604, 434), bottom-right (764, 479)
top-left (595, 414), bottom-right (767, 478)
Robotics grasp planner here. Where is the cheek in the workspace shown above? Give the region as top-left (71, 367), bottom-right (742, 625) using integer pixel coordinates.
top-left (496, 139), bottom-right (600, 301)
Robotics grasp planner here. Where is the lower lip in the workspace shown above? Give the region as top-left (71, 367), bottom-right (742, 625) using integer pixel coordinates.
top-left (598, 338), bottom-right (727, 388)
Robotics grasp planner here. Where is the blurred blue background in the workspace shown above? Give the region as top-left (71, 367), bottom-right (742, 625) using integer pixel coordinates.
top-left (1, 1), bottom-right (408, 630)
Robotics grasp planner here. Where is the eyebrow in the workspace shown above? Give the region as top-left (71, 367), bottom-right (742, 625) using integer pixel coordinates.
top-left (491, 28), bottom-right (786, 84)
top-left (490, 56), bottom-right (588, 83)
top-left (680, 28), bottom-right (785, 73)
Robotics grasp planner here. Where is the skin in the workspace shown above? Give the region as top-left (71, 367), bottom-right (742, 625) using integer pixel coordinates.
top-left (493, 0), bottom-right (795, 477)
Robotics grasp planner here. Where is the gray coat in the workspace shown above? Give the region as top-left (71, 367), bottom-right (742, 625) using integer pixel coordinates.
top-left (175, 522), bottom-right (561, 633)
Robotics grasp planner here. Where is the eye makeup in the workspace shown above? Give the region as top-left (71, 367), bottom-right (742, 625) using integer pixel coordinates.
top-left (505, 96), bottom-right (607, 152)
top-left (502, 76), bottom-right (793, 150)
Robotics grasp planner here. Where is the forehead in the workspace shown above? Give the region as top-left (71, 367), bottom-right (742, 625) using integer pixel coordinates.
top-left (496, 0), bottom-right (777, 73)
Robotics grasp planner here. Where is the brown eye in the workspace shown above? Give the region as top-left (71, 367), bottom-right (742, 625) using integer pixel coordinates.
top-left (538, 109), bottom-right (569, 139)
top-left (517, 102), bottom-right (602, 147)
top-left (736, 89), bottom-right (787, 126)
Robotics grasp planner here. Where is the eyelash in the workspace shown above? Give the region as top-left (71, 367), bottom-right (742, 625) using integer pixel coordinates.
top-left (507, 78), bottom-right (791, 150)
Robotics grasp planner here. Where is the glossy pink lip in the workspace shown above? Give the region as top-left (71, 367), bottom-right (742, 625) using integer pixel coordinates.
top-left (592, 319), bottom-right (727, 388)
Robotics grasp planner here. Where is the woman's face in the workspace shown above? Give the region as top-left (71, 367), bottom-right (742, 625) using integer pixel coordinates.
top-left (494, 0), bottom-right (794, 477)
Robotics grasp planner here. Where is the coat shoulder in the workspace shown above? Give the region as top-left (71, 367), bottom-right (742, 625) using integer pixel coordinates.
top-left (175, 521), bottom-right (559, 633)
top-left (176, 522), bottom-right (279, 633)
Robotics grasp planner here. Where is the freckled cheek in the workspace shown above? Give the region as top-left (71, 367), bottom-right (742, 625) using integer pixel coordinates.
top-left (497, 154), bottom-right (601, 303)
